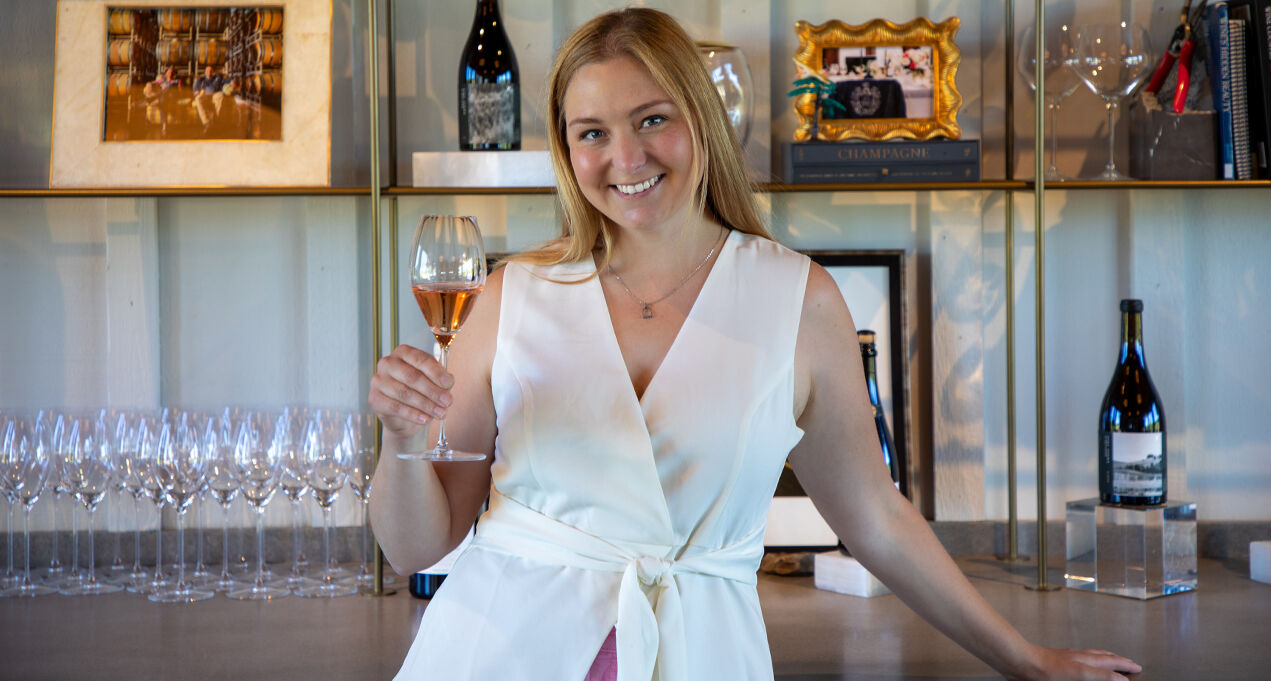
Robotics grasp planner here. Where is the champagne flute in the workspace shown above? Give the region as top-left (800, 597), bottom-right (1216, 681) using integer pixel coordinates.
top-left (296, 412), bottom-right (357, 597)
top-left (399, 215), bottom-right (488, 462)
top-left (277, 407), bottom-right (315, 588)
top-left (59, 416), bottom-right (125, 596)
top-left (1069, 22), bottom-right (1153, 181)
top-left (344, 411), bottom-right (378, 587)
top-left (149, 414), bottom-right (214, 603)
top-left (228, 413), bottom-right (289, 600)
top-left (1017, 22), bottom-right (1082, 181)
top-left (1, 416), bottom-right (24, 591)
top-left (3, 417), bottom-right (56, 597)
top-left (205, 414), bottom-right (242, 591)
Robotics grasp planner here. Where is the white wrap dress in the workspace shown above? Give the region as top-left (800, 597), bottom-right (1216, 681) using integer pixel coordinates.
top-left (393, 231), bottom-right (811, 681)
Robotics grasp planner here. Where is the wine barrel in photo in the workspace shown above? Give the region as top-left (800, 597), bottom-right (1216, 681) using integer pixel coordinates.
top-left (107, 9), bottom-right (135, 35)
top-left (258, 70), bottom-right (282, 96)
top-left (194, 8), bottom-right (229, 33)
top-left (107, 40), bottom-right (135, 67)
top-left (159, 8), bottom-right (192, 33)
top-left (196, 38), bottom-right (226, 65)
top-left (256, 8), bottom-right (284, 34)
top-left (156, 38), bottom-right (191, 66)
top-left (107, 72), bottom-right (133, 97)
top-left (257, 38), bottom-right (283, 67)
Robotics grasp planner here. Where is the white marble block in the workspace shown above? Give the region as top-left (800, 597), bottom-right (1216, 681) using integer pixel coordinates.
top-left (412, 150), bottom-right (555, 188)
top-left (1252, 541), bottom-right (1271, 586)
top-left (813, 552), bottom-right (891, 598)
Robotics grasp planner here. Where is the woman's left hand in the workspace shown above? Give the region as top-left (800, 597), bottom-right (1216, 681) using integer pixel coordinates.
top-left (1013, 645), bottom-right (1142, 681)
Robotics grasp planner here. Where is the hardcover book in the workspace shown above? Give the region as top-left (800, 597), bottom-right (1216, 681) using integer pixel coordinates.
top-left (782, 140), bottom-right (980, 184)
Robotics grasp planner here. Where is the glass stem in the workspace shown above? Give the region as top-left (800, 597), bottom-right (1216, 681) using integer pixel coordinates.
top-left (360, 500), bottom-right (370, 576)
top-left (195, 497), bottom-right (205, 571)
top-left (23, 505), bottom-right (33, 586)
top-left (322, 505), bottom-right (333, 586)
top-left (152, 504), bottom-right (164, 581)
top-left (255, 506), bottom-right (266, 588)
top-left (176, 508), bottom-right (186, 589)
top-left (86, 506), bottom-right (96, 586)
top-left (71, 501), bottom-right (80, 576)
top-left (221, 503), bottom-right (232, 579)
top-left (111, 491), bottom-right (124, 568)
top-left (291, 499), bottom-right (302, 575)
top-left (434, 345), bottom-right (452, 454)
top-left (6, 503), bottom-right (14, 578)
top-left (49, 490), bottom-right (60, 569)
top-left (1104, 98), bottom-right (1119, 174)
top-left (1046, 100), bottom-right (1061, 176)
top-left (131, 495), bottom-right (142, 573)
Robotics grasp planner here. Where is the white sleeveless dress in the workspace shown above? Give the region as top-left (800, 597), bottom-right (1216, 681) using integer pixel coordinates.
top-left (392, 230), bottom-right (811, 681)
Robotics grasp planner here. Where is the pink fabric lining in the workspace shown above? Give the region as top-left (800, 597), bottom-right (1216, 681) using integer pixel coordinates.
top-left (583, 627), bottom-right (618, 681)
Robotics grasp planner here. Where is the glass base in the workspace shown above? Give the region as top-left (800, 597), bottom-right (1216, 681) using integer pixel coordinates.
top-left (295, 579), bottom-right (358, 598)
top-left (148, 584), bottom-right (215, 603)
top-left (1065, 497), bottom-right (1197, 599)
top-left (5, 582), bottom-right (58, 597)
top-left (397, 448), bottom-right (486, 462)
top-left (60, 580), bottom-right (124, 596)
top-left (227, 582), bottom-right (290, 600)
top-left (1042, 168), bottom-right (1074, 182)
top-left (1092, 165), bottom-right (1136, 182)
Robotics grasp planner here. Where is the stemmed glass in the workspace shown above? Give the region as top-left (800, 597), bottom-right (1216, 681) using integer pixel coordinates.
top-left (344, 411), bottom-right (378, 588)
top-left (4, 415), bottom-right (56, 596)
top-left (58, 416), bottom-right (124, 596)
top-left (1, 417), bottom-right (19, 591)
top-left (297, 412), bottom-right (357, 597)
top-left (278, 408), bottom-right (315, 588)
top-left (228, 413), bottom-right (289, 600)
top-left (52, 413), bottom-right (84, 589)
top-left (149, 414), bottom-right (214, 603)
top-left (103, 411), bottom-right (133, 582)
top-left (135, 417), bottom-right (172, 593)
top-left (399, 214), bottom-right (488, 462)
top-left (205, 414), bottom-right (242, 591)
top-left (1017, 22), bottom-right (1082, 181)
top-left (114, 414), bottom-right (152, 590)
top-left (1069, 22), bottom-right (1154, 181)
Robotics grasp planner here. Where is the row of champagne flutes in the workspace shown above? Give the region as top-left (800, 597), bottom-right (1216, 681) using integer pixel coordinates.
top-left (0, 406), bottom-right (378, 601)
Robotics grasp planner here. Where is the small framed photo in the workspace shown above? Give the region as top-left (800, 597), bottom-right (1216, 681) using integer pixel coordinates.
top-left (765, 250), bottom-right (910, 550)
top-left (792, 17), bottom-right (962, 142)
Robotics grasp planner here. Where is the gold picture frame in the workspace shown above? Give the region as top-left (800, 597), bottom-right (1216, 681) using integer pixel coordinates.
top-left (792, 17), bottom-right (961, 142)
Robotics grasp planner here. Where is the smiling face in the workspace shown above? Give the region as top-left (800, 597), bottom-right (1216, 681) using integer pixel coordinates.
top-left (562, 55), bottom-right (701, 236)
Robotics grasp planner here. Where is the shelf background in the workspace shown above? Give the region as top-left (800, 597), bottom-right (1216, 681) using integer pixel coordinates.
top-left (1, 1), bottom-right (1269, 530)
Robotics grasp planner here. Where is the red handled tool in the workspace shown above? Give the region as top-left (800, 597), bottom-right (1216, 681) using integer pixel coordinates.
top-left (1145, 0), bottom-right (1207, 114)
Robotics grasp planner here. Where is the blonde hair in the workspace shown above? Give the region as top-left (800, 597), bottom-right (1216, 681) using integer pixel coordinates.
top-left (511, 7), bottom-right (770, 273)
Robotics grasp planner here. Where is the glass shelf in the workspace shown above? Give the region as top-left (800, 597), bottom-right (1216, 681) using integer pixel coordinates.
top-left (0, 187), bottom-right (372, 198)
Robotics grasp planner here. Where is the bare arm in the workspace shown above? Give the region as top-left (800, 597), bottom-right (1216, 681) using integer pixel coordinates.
top-left (367, 268), bottom-right (502, 574)
top-left (788, 263), bottom-right (1140, 681)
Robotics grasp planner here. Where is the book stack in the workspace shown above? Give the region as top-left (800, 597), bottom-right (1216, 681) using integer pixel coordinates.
top-left (781, 139), bottom-right (980, 185)
top-left (1213, 0), bottom-right (1271, 179)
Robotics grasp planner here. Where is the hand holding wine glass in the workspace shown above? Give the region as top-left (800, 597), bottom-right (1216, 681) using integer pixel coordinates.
top-left (398, 214), bottom-right (488, 462)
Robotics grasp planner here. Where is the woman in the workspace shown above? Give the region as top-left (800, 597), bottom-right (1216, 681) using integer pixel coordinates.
top-left (369, 8), bottom-right (1142, 681)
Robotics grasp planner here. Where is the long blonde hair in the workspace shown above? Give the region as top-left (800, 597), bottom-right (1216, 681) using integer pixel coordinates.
top-left (511, 8), bottom-right (770, 273)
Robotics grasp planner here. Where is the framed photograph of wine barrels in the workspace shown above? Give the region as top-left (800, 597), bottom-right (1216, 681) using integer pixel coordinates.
top-left (764, 249), bottom-right (910, 550)
top-left (790, 17), bottom-right (962, 142)
top-left (50, 0), bottom-right (331, 188)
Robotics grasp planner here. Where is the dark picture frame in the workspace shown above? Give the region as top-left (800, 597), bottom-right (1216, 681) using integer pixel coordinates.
top-left (765, 249), bottom-right (909, 550)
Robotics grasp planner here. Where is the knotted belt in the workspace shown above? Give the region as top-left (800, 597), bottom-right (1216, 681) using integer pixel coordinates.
top-left (474, 491), bottom-right (764, 681)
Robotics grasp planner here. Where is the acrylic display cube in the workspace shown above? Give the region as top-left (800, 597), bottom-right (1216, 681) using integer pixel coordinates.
top-left (1065, 498), bottom-right (1197, 600)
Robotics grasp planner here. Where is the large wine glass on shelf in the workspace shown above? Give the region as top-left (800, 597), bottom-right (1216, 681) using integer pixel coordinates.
top-left (400, 215), bottom-right (488, 462)
top-left (149, 414), bottom-right (214, 603)
top-left (1069, 22), bottom-right (1153, 181)
top-left (1017, 22), bottom-right (1082, 181)
top-left (58, 416), bottom-right (124, 596)
top-left (2, 416), bottom-right (56, 597)
top-left (228, 413), bottom-right (289, 600)
top-left (296, 411), bottom-right (357, 598)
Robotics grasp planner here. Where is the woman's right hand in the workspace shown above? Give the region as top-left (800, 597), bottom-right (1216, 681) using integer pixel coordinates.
top-left (369, 344), bottom-right (455, 440)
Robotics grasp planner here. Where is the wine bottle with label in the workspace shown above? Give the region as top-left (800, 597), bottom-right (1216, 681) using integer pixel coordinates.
top-left (1098, 299), bottom-right (1166, 506)
top-left (858, 330), bottom-right (901, 489)
top-left (457, 0), bottom-right (520, 151)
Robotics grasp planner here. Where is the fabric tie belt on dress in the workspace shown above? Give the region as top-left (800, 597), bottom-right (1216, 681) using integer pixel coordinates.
top-left (474, 491), bottom-right (764, 681)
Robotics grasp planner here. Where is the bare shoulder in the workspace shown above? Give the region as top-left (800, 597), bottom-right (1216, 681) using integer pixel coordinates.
top-left (799, 260), bottom-right (856, 338)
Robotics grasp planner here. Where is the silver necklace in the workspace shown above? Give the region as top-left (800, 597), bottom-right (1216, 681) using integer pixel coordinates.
top-left (607, 229), bottom-right (727, 319)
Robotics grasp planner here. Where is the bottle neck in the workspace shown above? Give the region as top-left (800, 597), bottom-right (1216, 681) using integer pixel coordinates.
top-left (861, 347), bottom-right (882, 407)
top-left (1119, 310), bottom-right (1146, 366)
top-left (475, 0), bottom-right (500, 19)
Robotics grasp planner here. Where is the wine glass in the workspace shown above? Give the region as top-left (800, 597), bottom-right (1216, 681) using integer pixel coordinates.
top-left (697, 41), bottom-right (754, 147)
top-left (135, 416), bottom-right (173, 594)
top-left (52, 413), bottom-right (83, 590)
top-left (344, 411), bottom-right (378, 588)
top-left (1, 416), bottom-right (19, 591)
top-left (297, 412), bottom-right (357, 597)
top-left (2, 416), bottom-right (56, 597)
top-left (1017, 22), bottom-right (1082, 181)
top-left (400, 215), bottom-right (488, 462)
top-left (277, 407), bottom-right (315, 588)
top-left (58, 416), bottom-right (124, 596)
top-left (149, 414), bottom-right (214, 603)
top-left (1069, 22), bottom-right (1153, 181)
top-left (102, 411), bottom-right (133, 582)
top-left (228, 413), bottom-right (290, 600)
top-left (112, 414), bottom-right (152, 590)
top-left (205, 413), bottom-right (242, 591)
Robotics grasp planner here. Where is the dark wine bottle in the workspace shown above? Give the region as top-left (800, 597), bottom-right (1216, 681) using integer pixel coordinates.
top-left (457, 0), bottom-right (520, 151)
top-left (409, 572), bottom-right (445, 599)
top-left (858, 330), bottom-right (901, 488)
top-left (1098, 299), bottom-right (1166, 505)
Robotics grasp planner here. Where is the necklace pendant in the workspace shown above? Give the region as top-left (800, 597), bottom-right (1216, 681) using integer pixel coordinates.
top-left (641, 304), bottom-right (654, 319)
